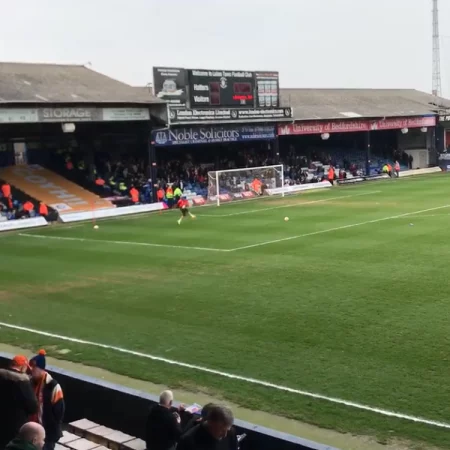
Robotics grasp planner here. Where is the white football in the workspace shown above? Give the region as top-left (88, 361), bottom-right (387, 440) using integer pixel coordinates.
top-left (284, 217), bottom-right (289, 222)
top-left (94, 225), bottom-right (99, 229)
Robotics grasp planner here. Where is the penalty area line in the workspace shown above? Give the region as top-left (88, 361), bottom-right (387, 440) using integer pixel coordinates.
top-left (18, 233), bottom-right (230, 253)
top-left (0, 322), bottom-right (449, 430)
top-left (230, 203), bottom-right (450, 251)
top-left (198, 191), bottom-right (381, 218)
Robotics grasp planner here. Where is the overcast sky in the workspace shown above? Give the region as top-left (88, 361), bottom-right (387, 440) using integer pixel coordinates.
top-left (1, 0), bottom-right (450, 96)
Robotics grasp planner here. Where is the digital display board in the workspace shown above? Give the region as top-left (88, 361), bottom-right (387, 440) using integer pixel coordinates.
top-left (188, 69), bottom-right (256, 108)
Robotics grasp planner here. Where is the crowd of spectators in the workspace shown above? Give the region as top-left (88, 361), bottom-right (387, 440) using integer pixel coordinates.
top-left (146, 390), bottom-right (240, 450)
top-left (0, 182), bottom-right (49, 222)
top-left (0, 351), bottom-right (65, 450)
top-left (0, 352), bottom-right (240, 450)
top-left (1, 144), bottom-right (412, 220)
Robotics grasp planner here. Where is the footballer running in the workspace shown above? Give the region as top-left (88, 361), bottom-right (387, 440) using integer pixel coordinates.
top-left (177, 195), bottom-right (196, 224)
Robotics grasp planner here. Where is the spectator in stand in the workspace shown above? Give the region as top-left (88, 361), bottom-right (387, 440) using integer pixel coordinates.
top-left (23, 201), bottom-right (34, 218)
top-left (387, 163), bottom-right (393, 177)
top-left (38, 203), bottom-right (48, 219)
top-left (328, 166), bottom-right (335, 185)
top-left (408, 154), bottom-right (413, 169)
top-left (0, 355), bottom-right (38, 448)
top-left (173, 185), bottom-right (182, 203)
top-left (166, 185), bottom-right (174, 208)
top-left (1, 181), bottom-right (11, 199)
top-left (182, 403), bottom-right (216, 434)
top-left (6, 422), bottom-right (46, 450)
top-left (394, 161), bottom-right (400, 178)
top-left (95, 176), bottom-right (105, 187)
top-left (29, 350), bottom-right (64, 450)
top-left (145, 390), bottom-right (183, 450)
top-left (130, 186), bottom-right (139, 204)
top-left (157, 187), bottom-right (165, 203)
top-left (177, 405), bottom-right (236, 450)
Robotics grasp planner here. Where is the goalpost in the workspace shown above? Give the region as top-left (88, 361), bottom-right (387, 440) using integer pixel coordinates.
top-left (207, 164), bottom-right (284, 206)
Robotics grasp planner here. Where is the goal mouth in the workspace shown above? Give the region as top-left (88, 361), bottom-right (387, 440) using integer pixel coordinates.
top-left (207, 164), bottom-right (284, 206)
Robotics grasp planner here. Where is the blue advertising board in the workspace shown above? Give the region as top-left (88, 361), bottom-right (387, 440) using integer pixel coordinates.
top-left (152, 125), bottom-right (276, 146)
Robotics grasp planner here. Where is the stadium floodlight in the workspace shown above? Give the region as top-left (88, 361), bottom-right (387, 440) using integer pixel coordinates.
top-left (401, 128), bottom-right (409, 134)
top-left (207, 164), bottom-right (284, 206)
top-left (421, 127), bottom-right (428, 133)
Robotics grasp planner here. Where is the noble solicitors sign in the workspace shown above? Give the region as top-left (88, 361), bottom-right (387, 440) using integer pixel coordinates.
top-left (152, 125), bottom-right (276, 146)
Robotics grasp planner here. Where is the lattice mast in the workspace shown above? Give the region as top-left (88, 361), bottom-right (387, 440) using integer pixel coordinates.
top-left (432, 0), bottom-right (442, 97)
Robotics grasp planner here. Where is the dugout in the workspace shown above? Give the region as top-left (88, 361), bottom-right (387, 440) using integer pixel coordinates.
top-left (0, 62), bottom-right (167, 208)
top-left (277, 88), bottom-right (450, 174)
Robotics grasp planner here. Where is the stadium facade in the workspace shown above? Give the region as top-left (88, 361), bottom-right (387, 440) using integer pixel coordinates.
top-left (1, 61), bottom-right (450, 224)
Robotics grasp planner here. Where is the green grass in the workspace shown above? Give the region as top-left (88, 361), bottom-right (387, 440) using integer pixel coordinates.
top-left (2, 175), bottom-right (450, 448)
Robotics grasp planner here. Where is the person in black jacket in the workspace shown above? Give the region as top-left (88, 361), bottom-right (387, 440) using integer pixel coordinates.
top-left (0, 355), bottom-right (38, 449)
top-left (29, 350), bottom-right (64, 450)
top-left (145, 390), bottom-right (183, 450)
top-left (177, 405), bottom-right (236, 450)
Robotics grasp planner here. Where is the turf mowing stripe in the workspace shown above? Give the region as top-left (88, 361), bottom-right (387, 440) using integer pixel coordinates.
top-left (17, 234), bottom-right (230, 252)
top-left (229, 204), bottom-right (450, 251)
top-left (197, 191), bottom-right (381, 217)
top-left (1, 322), bottom-right (450, 430)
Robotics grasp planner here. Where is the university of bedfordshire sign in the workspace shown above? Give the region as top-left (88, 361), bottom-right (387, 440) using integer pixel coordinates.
top-left (278, 116), bottom-right (437, 136)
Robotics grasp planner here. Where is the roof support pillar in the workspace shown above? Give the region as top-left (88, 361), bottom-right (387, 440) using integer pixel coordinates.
top-left (365, 131), bottom-right (371, 176)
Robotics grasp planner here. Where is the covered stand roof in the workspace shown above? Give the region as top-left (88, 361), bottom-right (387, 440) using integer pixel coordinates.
top-left (0, 62), bottom-right (163, 105)
top-left (280, 88), bottom-right (450, 121)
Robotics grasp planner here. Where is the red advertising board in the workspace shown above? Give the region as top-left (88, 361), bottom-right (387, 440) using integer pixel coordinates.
top-left (278, 116), bottom-right (436, 136)
top-left (192, 196), bottom-right (206, 206)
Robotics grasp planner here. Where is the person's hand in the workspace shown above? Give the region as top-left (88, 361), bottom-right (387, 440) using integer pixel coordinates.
top-left (178, 404), bottom-right (186, 411)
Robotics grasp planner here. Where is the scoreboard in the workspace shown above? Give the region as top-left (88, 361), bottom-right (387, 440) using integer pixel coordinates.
top-left (188, 69), bottom-right (279, 109)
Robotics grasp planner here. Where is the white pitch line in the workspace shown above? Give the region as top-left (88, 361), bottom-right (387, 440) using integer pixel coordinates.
top-left (198, 191), bottom-right (381, 217)
top-left (229, 204), bottom-right (450, 252)
top-left (18, 233), bottom-right (229, 253)
top-left (0, 322), bottom-right (449, 430)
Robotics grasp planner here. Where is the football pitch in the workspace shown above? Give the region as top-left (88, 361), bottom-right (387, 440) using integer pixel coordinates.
top-left (2, 174), bottom-right (450, 448)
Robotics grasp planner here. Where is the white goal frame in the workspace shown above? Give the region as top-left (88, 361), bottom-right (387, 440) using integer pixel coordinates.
top-left (210, 164), bottom-right (284, 206)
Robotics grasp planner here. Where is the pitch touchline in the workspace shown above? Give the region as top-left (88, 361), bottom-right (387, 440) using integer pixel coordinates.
top-left (229, 204), bottom-right (450, 251)
top-left (17, 234), bottom-right (229, 252)
top-left (0, 322), bottom-right (449, 430)
top-left (198, 191), bottom-right (381, 217)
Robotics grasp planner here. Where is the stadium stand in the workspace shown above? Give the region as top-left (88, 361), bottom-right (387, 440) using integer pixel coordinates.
top-left (0, 165), bottom-right (113, 216)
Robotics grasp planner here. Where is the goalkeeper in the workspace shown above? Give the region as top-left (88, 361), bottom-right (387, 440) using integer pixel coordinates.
top-left (177, 196), bottom-right (196, 225)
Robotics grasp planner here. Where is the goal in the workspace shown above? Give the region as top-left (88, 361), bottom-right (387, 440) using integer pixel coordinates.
top-left (207, 164), bottom-right (284, 206)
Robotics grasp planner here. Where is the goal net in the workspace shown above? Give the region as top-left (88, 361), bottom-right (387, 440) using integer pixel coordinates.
top-left (207, 164), bottom-right (284, 206)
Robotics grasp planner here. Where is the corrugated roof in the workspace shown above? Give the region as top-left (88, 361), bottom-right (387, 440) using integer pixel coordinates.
top-left (0, 62), bottom-right (163, 105)
top-left (280, 88), bottom-right (450, 121)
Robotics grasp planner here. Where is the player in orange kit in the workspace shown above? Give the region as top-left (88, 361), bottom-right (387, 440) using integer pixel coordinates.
top-left (177, 196), bottom-right (196, 225)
